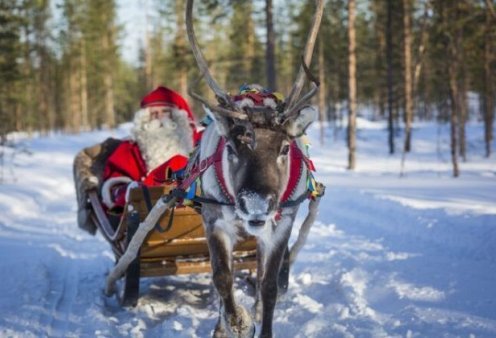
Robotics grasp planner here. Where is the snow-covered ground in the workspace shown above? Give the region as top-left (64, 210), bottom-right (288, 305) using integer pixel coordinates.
top-left (0, 119), bottom-right (495, 338)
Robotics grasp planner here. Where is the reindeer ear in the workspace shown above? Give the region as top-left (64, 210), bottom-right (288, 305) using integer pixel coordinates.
top-left (204, 106), bottom-right (230, 136)
top-left (285, 106), bottom-right (318, 137)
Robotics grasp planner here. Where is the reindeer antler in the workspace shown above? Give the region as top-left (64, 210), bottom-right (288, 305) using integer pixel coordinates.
top-left (186, 0), bottom-right (238, 110)
top-left (188, 70), bottom-right (248, 120)
top-left (281, 57), bottom-right (320, 123)
top-left (283, 0), bottom-right (325, 114)
top-left (187, 0), bottom-right (324, 127)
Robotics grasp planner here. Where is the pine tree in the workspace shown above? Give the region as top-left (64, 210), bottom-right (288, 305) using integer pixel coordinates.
top-left (0, 1), bottom-right (22, 137)
top-left (226, 1), bottom-right (264, 89)
top-left (265, 0), bottom-right (276, 91)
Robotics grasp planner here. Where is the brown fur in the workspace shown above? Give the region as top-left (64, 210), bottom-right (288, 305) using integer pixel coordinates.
top-left (73, 138), bottom-right (121, 234)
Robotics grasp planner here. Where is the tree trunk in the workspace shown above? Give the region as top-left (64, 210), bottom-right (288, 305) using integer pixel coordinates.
top-left (374, 1), bottom-right (387, 121)
top-left (318, 36), bottom-right (326, 145)
top-left (412, 0), bottom-right (431, 122)
top-left (403, 0), bottom-right (413, 153)
top-left (347, 0), bottom-right (357, 170)
top-left (39, 53), bottom-right (55, 132)
top-left (104, 72), bottom-right (115, 128)
top-left (144, 0), bottom-right (153, 90)
top-left (458, 68), bottom-right (467, 162)
top-left (70, 57), bottom-right (81, 133)
top-left (80, 39), bottom-right (89, 130)
top-left (245, 6), bottom-right (256, 82)
top-left (265, 0), bottom-right (276, 90)
top-left (448, 63), bottom-right (459, 177)
top-left (413, 0), bottom-right (431, 93)
top-left (175, 0), bottom-right (188, 98)
top-left (483, 1), bottom-right (495, 157)
top-left (22, 17), bottom-right (32, 133)
top-left (103, 32), bottom-right (115, 128)
top-left (386, 0), bottom-right (395, 154)
top-left (445, 4), bottom-right (460, 177)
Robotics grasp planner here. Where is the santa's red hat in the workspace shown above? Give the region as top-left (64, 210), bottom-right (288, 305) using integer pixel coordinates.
top-left (140, 86), bottom-right (195, 123)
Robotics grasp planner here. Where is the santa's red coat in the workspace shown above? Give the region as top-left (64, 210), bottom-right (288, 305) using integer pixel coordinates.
top-left (102, 140), bottom-right (188, 208)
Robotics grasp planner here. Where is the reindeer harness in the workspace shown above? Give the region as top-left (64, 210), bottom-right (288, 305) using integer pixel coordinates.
top-left (173, 133), bottom-right (320, 215)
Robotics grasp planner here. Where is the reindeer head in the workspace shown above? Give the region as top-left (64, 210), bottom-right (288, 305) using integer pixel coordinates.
top-left (186, 0), bottom-right (322, 234)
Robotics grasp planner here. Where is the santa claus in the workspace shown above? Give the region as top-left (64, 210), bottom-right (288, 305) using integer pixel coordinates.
top-left (101, 86), bottom-right (199, 210)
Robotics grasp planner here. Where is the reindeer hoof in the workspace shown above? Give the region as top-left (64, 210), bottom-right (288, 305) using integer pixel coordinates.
top-left (252, 300), bottom-right (262, 322)
top-left (213, 318), bottom-right (228, 338)
top-left (217, 305), bottom-right (254, 338)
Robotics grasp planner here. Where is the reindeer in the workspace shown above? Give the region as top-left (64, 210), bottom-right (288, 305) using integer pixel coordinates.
top-left (186, 1), bottom-right (324, 337)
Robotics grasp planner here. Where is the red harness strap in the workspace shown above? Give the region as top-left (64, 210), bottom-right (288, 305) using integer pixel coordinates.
top-left (279, 142), bottom-right (316, 205)
top-left (213, 139), bottom-right (235, 204)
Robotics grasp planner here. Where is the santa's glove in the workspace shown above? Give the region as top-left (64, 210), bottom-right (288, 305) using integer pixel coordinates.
top-left (101, 177), bottom-right (132, 209)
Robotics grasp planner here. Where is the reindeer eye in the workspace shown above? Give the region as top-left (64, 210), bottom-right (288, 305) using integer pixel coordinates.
top-left (280, 144), bottom-right (290, 156)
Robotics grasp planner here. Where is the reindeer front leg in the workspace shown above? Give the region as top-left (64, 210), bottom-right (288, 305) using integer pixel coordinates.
top-left (258, 224), bottom-right (293, 338)
top-left (208, 226), bottom-right (254, 338)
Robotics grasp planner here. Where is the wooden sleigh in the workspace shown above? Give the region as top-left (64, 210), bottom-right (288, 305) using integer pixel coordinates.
top-left (74, 138), bottom-right (318, 308)
top-left (86, 183), bottom-right (258, 307)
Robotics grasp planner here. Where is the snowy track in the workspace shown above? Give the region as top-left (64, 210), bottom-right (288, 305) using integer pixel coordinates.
top-left (1, 121), bottom-right (495, 337)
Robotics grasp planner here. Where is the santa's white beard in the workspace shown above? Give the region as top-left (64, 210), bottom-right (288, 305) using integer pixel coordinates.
top-left (132, 109), bottom-right (194, 173)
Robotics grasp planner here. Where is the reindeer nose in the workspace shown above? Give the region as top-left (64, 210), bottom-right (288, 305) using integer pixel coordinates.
top-left (238, 191), bottom-right (276, 215)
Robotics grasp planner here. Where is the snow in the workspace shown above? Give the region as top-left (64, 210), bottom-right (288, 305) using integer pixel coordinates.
top-left (1, 119), bottom-right (496, 337)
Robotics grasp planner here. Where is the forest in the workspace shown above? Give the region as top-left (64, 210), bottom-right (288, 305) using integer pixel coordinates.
top-left (0, 0), bottom-right (494, 177)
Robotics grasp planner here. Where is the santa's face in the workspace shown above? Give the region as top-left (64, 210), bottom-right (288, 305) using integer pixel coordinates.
top-left (132, 105), bottom-right (194, 172)
top-left (143, 106), bottom-right (178, 131)
top-left (149, 106), bottom-right (172, 120)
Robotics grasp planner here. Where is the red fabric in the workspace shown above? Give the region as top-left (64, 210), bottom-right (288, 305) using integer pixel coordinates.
top-left (280, 142), bottom-right (304, 204)
top-left (102, 140), bottom-right (189, 208)
top-left (213, 138), bottom-right (235, 203)
top-left (111, 184), bottom-right (129, 208)
top-left (232, 92), bottom-right (279, 106)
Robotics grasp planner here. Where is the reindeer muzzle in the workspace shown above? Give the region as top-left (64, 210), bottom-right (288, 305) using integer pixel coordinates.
top-left (237, 191), bottom-right (276, 227)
